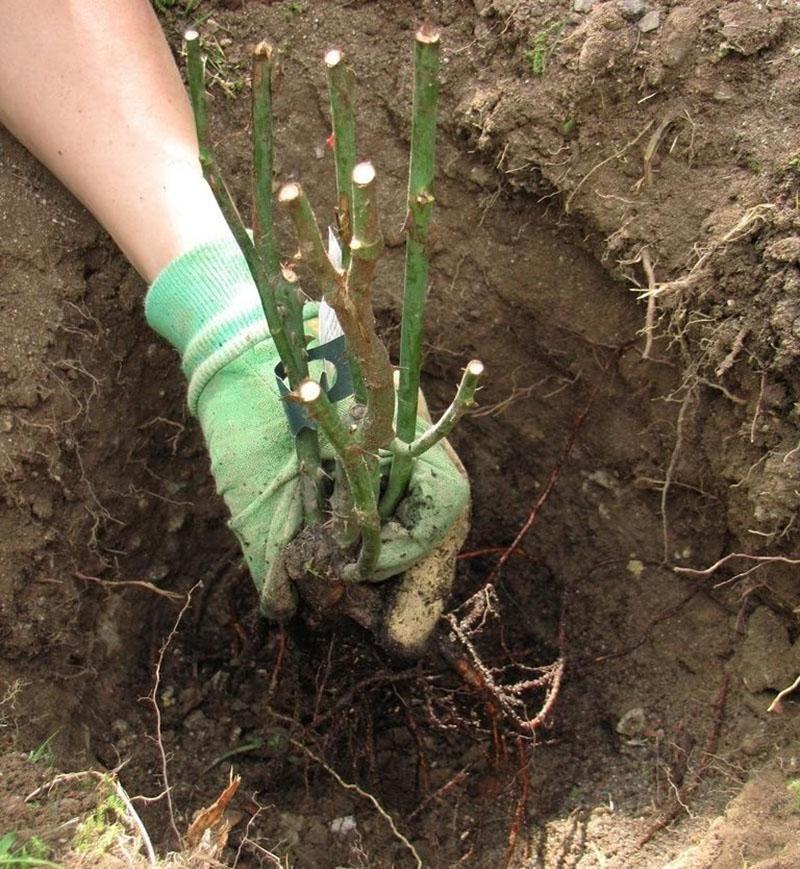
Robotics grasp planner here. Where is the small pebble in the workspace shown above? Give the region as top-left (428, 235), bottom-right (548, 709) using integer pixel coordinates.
top-left (638, 9), bottom-right (661, 32)
top-left (31, 494), bottom-right (53, 520)
top-left (618, 0), bottom-right (647, 20)
top-left (616, 707), bottom-right (647, 738)
top-left (330, 815), bottom-right (358, 836)
top-left (573, 0), bottom-right (597, 11)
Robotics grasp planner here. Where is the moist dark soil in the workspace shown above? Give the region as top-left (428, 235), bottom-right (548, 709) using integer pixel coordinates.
top-left (2, 1), bottom-right (800, 866)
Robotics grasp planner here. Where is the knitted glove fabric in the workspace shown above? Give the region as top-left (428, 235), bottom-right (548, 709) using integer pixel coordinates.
top-left (145, 238), bottom-right (469, 622)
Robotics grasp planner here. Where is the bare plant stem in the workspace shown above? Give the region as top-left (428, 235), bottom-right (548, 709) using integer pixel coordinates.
top-left (187, 33), bottom-right (324, 525)
top-left (324, 50), bottom-right (356, 266)
top-left (280, 178), bottom-right (395, 458)
top-left (382, 25), bottom-right (441, 516)
top-left (252, 41), bottom-right (323, 523)
top-left (325, 49), bottom-right (367, 403)
top-left (391, 359), bottom-right (483, 460)
top-left (185, 32), bottom-right (297, 380)
top-left (347, 162), bottom-right (394, 453)
top-left (278, 182), bottom-right (343, 298)
top-left (292, 380), bottom-right (381, 580)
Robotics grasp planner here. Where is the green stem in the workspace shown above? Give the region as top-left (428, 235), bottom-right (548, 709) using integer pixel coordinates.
top-left (391, 359), bottom-right (483, 459)
top-left (324, 49), bottom-right (357, 268)
top-left (252, 41), bottom-right (322, 523)
top-left (185, 31), bottom-right (296, 380)
top-left (252, 41), bottom-right (281, 276)
top-left (325, 49), bottom-right (367, 405)
top-left (347, 162), bottom-right (394, 454)
top-left (185, 30), bottom-right (322, 524)
top-left (280, 180), bottom-right (394, 452)
top-left (292, 380), bottom-right (381, 581)
top-left (382, 25), bottom-right (441, 516)
top-left (185, 31), bottom-right (209, 163)
top-left (278, 182), bottom-right (343, 302)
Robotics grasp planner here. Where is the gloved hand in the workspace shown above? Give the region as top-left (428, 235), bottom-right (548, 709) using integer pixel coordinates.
top-left (145, 238), bottom-right (469, 638)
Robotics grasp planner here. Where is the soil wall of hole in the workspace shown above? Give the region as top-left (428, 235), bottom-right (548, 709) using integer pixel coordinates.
top-left (1, 1), bottom-right (800, 866)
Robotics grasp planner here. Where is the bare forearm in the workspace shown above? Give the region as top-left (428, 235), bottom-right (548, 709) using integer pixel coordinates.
top-left (0, 0), bottom-right (230, 280)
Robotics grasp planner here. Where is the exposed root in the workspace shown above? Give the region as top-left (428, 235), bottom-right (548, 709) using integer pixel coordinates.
top-left (637, 673), bottom-right (729, 848)
top-left (288, 738), bottom-right (423, 869)
top-left (73, 569), bottom-right (185, 601)
top-left (639, 247), bottom-right (658, 360)
top-left (503, 737), bottom-right (530, 869)
top-left (566, 120), bottom-right (654, 212)
top-left (149, 581), bottom-right (201, 846)
top-left (674, 552), bottom-right (800, 589)
top-left (440, 366), bottom-right (604, 735)
top-left (768, 673), bottom-right (800, 714)
top-left (649, 203), bottom-right (776, 299)
top-left (660, 387), bottom-right (696, 563)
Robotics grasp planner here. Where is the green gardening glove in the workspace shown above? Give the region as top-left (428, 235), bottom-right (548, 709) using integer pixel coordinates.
top-left (145, 238), bottom-right (469, 621)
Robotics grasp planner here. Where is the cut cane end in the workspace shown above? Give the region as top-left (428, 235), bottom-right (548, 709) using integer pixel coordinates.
top-left (352, 161), bottom-right (376, 187)
top-left (253, 40), bottom-right (273, 61)
top-left (324, 49), bottom-right (343, 68)
top-left (184, 29), bottom-right (200, 43)
top-left (416, 23), bottom-right (441, 45)
top-left (278, 182), bottom-right (302, 203)
top-left (466, 360), bottom-right (485, 377)
top-left (297, 380), bottom-right (322, 404)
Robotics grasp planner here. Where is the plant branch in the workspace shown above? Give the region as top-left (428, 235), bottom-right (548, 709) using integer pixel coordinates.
top-left (281, 175), bottom-right (395, 456)
top-left (291, 380), bottom-right (381, 581)
top-left (384, 24), bottom-right (441, 513)
top-left (324, 49), bottom-right (357, 267)
top-left (279, 182), bottom-right (344, 301)
top-left (391, 359), bottom-right (484, 459)
top-left (252, 41), bottom-right (323, 524)
top-left (396, 24), bottom-right (440, 442)
top-left (347, 161), bottom-right (394, 453)
top-left (184, 32), bottom-right (300, 384)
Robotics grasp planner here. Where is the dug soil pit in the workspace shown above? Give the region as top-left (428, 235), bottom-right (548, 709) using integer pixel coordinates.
top-left (1, 1), bottom-right (800, 866)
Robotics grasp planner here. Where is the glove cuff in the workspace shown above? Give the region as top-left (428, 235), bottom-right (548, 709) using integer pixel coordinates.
top-left (146, 238), bottom-right (268, 412)
top-left (145, 238), bottom-right (318, 414)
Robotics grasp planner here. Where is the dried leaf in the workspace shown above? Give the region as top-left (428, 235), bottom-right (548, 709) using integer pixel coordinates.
top-left (184, 773), bottom-right (241, 849)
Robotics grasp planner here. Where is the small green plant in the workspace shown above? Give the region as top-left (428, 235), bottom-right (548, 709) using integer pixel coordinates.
top-left (0, 832), bottom-right (58, 868)
top-left (26, 731), bottom-right (58, 766)
top-left (71, 791), bottom-right (127, 858)
top-left (788, 154), bottom-right (800, 174)
top-left (283, 0), bottom-right (305, 19)
top-left (525, 20), bottom-right (566, 75)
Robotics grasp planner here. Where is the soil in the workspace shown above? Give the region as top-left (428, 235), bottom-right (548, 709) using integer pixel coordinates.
top-left (1, 0), bottom-right (800, 866)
